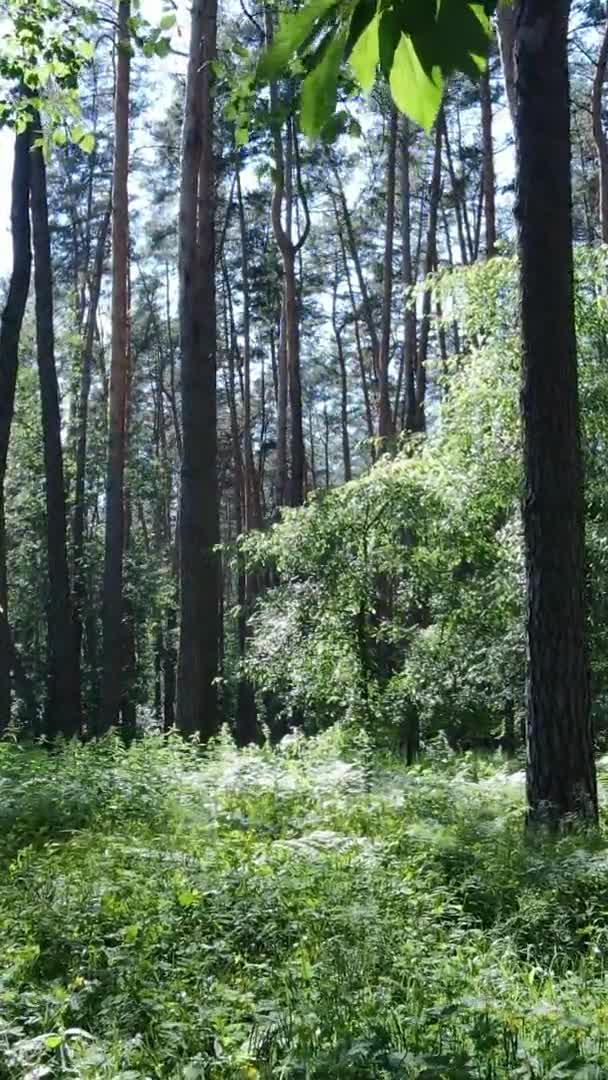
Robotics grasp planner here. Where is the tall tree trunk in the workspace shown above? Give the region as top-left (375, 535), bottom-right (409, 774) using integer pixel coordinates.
top-left (334, 201), bottom-right (375, 455)
top-left (400, 116), bottom-right (418, 433)
top-left (415, 115), bottom-right (443, 433)
top-left (0, 129), bottom-right (32, 729)
top-left (30, 135), bottom-right (81, 737)
top-left (101, 0), bottom-right (131, 733)
top-left (332, 165), bottom-right (380, 385)
top-left (497, 1), bottom-right (517, 124)
top-left (331, 267), bottom-right (352, 482)
top-left (379, 106), bottom-right (397, 442)
top-left (236, 161), bottom-right (262, 530)
top-left (592, 17), bottom-right (608, 244)
top-left (177, 0), bottom-right (220, 737)
top-left (515, 0), bottom-right (597, 826)
top-left (73, 200), bottom-right (111, 730)
top-left (480, 65), bottom-right (497, 257)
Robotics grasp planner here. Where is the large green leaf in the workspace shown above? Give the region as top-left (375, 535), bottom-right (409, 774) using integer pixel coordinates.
top-left (389, 32), bottom-right (442, 129)
top-left (349, 12), bottom-right (378, 92)
top-left (300, 28), bottom-right (347, 136)
top-left (257, 0), bottom-right (339, 81)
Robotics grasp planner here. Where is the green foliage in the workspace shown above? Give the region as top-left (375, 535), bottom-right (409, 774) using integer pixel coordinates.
top-left (256, 0), bottom-right (497, 136)
top-left (4, 736), bottom-right (608, 1077)
top-left (240, 251), bottom-right (608, 750)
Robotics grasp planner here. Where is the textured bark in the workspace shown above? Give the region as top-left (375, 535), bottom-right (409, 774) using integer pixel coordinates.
top-left (592, 18), bottom-right (608, 244)
top-left (378, 107), bottom-right (397, 442)
top-left (515, 0), bottom-right (597, 826)
top-left (30, 135), bottom-right (81, 736)
top-left (480, 66), bottom-right (497, 258)
top-left (100, 0), bottom-right (131, 733)
top-left (177, 0), bottom-right (220, 737)
top-left (0, 129), bottom-right (31, 729)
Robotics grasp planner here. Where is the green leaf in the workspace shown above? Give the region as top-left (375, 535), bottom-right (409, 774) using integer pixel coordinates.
top-left (154, 37), bottom-right (172, 57)
top-left (45, 1035), bottom-right (63, 1050)
top-left (159, 13), bottom-right (176, 30)
top-left (76, 38), bottom-right (94, 60)
top-left (79, 132), bottom-right (95, 153)
top-left (388, 33), bottom-right (442, 129)
top-left (235, 125), bottom-right (249, 146)
top-left (52, 128), bottom-right (67, 146)
top-left (300, 29), bottom-right (347, 137)
top-left (378, 9), bottom-right (401, 78)
top-left (349, 12), bottom-right (378, 92)
top-left (257, 0), bottom-right (339, 81)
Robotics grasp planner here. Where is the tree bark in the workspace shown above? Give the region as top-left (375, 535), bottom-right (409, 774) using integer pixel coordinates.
top-left (592, 17), bottom-right (608, 244)
top-left (415, 114), bottom-right (443, 433)
top-left (72, 199), bottom-right (111, 730)
top-left (379, 106), bottom-right (397, 442)
top-left (480, 65), bottom-right (497, 257)
top-left (497, 1), bottom-right (517, 124)
top-left (100, 0), bottom-right (131, 733)
top-left (30, 134), bottom-right (81, 737)
top-left (177, 0), bottom-right (220, 738)
top-left (236, 160), bottom-right (262, 530)
top-left (515, 0), bottom-right (597, 826)
top-left (399, 116), bottom-right (418, 433)
top-left (0, 129), bottom-right (32, 729)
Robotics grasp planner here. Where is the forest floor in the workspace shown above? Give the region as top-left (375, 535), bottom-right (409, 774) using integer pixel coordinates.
top-left (2, 731), bottom-right (608, 1079)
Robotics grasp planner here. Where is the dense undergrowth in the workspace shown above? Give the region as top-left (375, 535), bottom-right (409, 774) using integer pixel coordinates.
top-left (2, 733), bottom-right (608, 1078)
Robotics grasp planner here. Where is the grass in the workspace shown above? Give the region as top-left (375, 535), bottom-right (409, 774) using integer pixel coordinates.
top-left (2, 730), bottom-right (608, 1078)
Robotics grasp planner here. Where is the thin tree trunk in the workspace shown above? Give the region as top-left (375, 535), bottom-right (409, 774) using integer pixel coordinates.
top-left (177, 0), bottom-right (220, 737)
top-left (497, 1), bottom-right (517, 124)
top-left (30, 133), bottom-right (81, 738)
top-left (72, 200), bottom-right (111, 729)
top-left (0, 128), bottom-right (31, 729)
top-left (592, 17), bottom-right (608, 244)
top-left (415, 114), bottom-right (443, 432)
top-left (379, 106), bottom-right (397, 442)
top-left (515, 0), bottom-right (597, 826)
top-left (332, 165), bottom-right (380, 383)
top-left (236, 160), bottom-right (262, 529)
top-left (331, 266), bottom-right (352, 482)
top-left (400, 116), bottom-right (418, 432)
top-left (480, 65), bottom-right (497, 257)
top-left (101, 0), bottom-right (131, 733)
top-left (334, 206), bottom-right (375, 453)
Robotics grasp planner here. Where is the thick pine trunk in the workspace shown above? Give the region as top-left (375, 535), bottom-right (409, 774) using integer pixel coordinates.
top-left (177, 0), bottom-right (220, 738)
top-left (0, 129), bottom-right (32, 729)
top-left (515, 0), bottom-right (598, 826)
top-left (30, 136), bottom-right (81, 737)
top-left (101, 0), bottom-right (131, 733)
